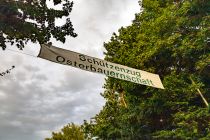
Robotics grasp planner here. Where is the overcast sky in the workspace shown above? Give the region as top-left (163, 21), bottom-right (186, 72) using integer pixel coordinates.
top-left (0, 0), bottom-right (139, 140)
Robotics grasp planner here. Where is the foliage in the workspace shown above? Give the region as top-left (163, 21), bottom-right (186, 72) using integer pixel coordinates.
top-left (83, 0), bottom-right (210, 139)
top-left (153, 108), bottom-right (210, 140)
top-left (0, 0), bottom-right (77, 50)
top-left (45, 123), bottom-right (85, 140)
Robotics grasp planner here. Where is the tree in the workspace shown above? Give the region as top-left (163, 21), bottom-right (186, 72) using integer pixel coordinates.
top-left (0, 0), bottom-right (77, 50)
top-left (83, 0), bottom-right (210, 139)
top-left (45, 123), bottom-right (85, 140)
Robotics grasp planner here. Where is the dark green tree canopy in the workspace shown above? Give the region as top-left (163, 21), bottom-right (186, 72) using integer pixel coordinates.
top-left (45, 123), bottom-right (85, 140)
top-left (0, 0), bottom-right (77, 50)
top-left (83, 0), bottom-right (210, 139)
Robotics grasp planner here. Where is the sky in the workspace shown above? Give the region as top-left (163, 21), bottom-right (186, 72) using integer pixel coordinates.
top-left (0, 0), bottom-right (140, 140)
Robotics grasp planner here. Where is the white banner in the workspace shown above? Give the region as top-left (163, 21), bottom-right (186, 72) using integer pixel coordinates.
top-left (38, 44), bottom-right (164, 89)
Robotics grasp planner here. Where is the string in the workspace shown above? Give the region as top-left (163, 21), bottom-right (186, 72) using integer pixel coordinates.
top-left (6, 48), bottom-right (37, 58)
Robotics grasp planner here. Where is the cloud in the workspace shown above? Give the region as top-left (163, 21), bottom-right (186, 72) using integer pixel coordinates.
top-left (0, 0), bottom-right (139, 140)
top-left (0, 60), bottom-right (105, 140)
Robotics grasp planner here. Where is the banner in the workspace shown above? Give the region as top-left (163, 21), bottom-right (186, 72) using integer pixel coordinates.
top-left (38, 44), bottom-right (164, 89)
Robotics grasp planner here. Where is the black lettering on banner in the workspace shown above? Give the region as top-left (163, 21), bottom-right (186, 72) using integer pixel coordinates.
top-left (85, 65), bottom-right (89, 70)
top-left (97, 68), bottom-right (103, 74)
top-left (120, 73), bottom-right (126, 79)
top-left (87, 58), bottom-right (92, 63)
top-left (74, 61), bottom-right (78, 67)
top-left (93, 59), bottom-right (99, 65)
top-left (131, 70), bottom-right (135, 75)
top-left (120, 67), bottom-right (126, 73)
top-left (105, 62), bottom-right (109, 68)
top-left (142, 79), bottom-right (147, 85)
top-left (99, 61), bottom-right (105, 67)
top-left (79, 54), bottom-right (86, 61)
top-left (90, 65), bottom-right (96, 72)
top-left (115, 66), bottom-right (120, 71)
top-left (126, 75), bottom-right (131, 81)
top-left (79, 64), bottom-right (85, 69)
top-left (136, 78), bottom-right (141, 84)
top-left (67, 60), bottom-right (72, 65)
top-left (132, 77), bottom-right (136, 82)
top-left (110, 71), bottom-right (115, 77)
top-left (148, 79), bottom-right (154, 86)
top-left (109, 64), bottom-right (114, 69)
top-left (56, 56), bottom-right (65, 63)
top-left (103, 70), bottom-right (109, 75)
top-left (127, 69), bottom-right (136, 76)
top-left (54, 54), bottom-right (151, 87)
top-left (115, 72), bottom-right (119, 78)
top-left (127, 69), bottom-right (131, 74)
top-left (136, 72), bottom-right (141, 77)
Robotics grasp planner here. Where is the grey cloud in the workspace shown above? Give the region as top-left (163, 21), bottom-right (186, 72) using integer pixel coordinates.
top-left (24, 65), bottom-right (40, 72)
top-left (35, 74), bottom-right (48, 81)
top-left (0, 67), bottom-right (105, 140)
